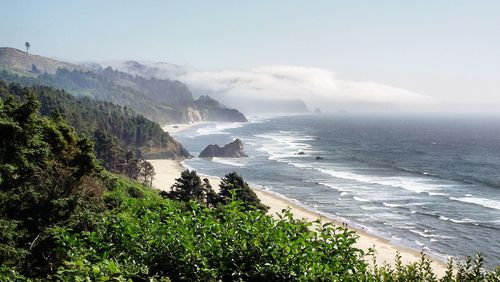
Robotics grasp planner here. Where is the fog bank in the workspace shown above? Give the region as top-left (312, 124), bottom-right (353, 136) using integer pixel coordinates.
top-left (110, 61), bottom-right (435, 114)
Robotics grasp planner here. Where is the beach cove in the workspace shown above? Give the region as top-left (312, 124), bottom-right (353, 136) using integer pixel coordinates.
top-left (152, 120), bottom-right (451, 276)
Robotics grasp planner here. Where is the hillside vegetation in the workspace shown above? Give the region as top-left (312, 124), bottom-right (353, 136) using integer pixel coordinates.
top-left (0, 80), bottom-right (191, 175)
top-left (0, 47), bottom-right (89, 74)
top-left (0, 94), bottom-right (498, 281)
top-left (0, 47), bottom-right (247, 124)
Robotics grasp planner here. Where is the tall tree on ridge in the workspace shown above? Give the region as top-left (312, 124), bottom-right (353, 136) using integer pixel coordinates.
top-left (25, 42), bottom-right (30, 53)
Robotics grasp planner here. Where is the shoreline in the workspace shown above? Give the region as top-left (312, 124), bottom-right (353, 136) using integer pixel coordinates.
top-left (148, 159), bottom-right (449, 276)
top-left (162, 121), bottom-right (211, 134)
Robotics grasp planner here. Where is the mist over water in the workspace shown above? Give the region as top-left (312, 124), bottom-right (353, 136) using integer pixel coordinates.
top-left (174, 114), bottom-right (500, 267)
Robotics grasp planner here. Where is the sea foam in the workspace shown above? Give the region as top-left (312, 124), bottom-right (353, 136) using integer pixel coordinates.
top-left (195, 122), bottom-right (245, 136)
top-left (449, 197), bottom-right (500, 210)
top-left (211, 157), bottom-right (246, 167)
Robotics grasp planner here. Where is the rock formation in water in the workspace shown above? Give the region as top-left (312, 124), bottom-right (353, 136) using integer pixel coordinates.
top-left (199, 139), bottom-right (248, 158)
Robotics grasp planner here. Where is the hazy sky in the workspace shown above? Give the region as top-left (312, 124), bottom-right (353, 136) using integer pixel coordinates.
top-left (1, 1), bottom-right (499, 112)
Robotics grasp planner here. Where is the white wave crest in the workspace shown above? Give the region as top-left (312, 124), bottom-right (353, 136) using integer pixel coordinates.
top-left (315, 167), bottom-right (445, 195)
top-left (210, 157), bottom-right (246, 167)
top-left (255, 131), bottom-right (319, 162)
top-left (449, 197), bottom-right (500, 210)
top-left (195, 122), bottom-right (245, 136)
top-left (353, 196), bottom-right (371, 202)
top-left (439, 215), bottom-right (480, 224)
top-left (383, 202), bottom-right (403, 208)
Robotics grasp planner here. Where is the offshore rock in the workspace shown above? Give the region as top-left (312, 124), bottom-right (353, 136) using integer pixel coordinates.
top-left (199, 139), bottom-right (248, 158)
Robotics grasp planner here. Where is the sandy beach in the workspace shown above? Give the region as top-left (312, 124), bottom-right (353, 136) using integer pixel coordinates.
top-left (148, 158), bottom-right (449, 275)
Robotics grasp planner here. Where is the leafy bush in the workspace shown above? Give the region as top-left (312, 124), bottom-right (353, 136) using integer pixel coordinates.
top-left (46, 197), bottom-right (500, 281)
top-left (50, 199), bottom-right (368, 281)
top-left (0, 265), bottom-right (32, 281)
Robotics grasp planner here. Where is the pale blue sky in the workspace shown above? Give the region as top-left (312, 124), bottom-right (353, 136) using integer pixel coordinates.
top-left (1, 0), bottom-right (499, 109)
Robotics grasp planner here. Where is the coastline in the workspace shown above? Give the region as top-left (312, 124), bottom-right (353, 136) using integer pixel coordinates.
top-left (148, 158), bottom-right (449, 276)
top-left (162, 121), bottom-right (211, 134)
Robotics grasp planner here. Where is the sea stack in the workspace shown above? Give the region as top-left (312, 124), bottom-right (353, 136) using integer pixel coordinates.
top-left (199, 139), bottom-right (248, 158)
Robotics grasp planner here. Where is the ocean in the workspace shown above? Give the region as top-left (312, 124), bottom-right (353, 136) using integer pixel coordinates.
top-left (172, 113), bottom-right (500, 267)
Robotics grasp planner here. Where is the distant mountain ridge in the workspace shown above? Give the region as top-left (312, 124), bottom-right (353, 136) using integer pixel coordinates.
top-left (0, 47), bottom-right (89, 74)
top-left (0, 47), bottom-right (247, 124)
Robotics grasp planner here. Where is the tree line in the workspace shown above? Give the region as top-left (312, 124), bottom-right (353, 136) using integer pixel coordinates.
top-left (163, 170), bottom-right (268, 212)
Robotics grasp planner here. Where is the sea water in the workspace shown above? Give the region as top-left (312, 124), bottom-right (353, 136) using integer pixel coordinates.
top-left (173, 113), bottom-right (500, 267)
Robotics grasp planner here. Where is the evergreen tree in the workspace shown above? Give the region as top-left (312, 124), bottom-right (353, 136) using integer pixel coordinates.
top-left (203, 178), bottom-right (219, 207)
top-left (119, 151), bottom-right (141, 179)
top-left (94, 128), bottom-right (123, 170)
top-left (166, 170), bottom-right (205, 202)
top-left (31, 64), bottom-right (40, 74)
top-left (219, 172), bottom-right (268, 212)
top-left (0, 80), bottom-right (191, 161)
top-left (139, 159), bottom-right (155, 187)
top-left (0, 91), bottom-right (102, 272)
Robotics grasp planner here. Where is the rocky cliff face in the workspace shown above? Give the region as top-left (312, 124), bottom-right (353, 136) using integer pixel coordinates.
top-left (199, 139), bottom-right (248, 158)
top-left (184, 106), bottom-right (204, 122)
top-left (140, 134), bottom-right (192, 159)
top-left (194, 96), bottom-right (247, 122)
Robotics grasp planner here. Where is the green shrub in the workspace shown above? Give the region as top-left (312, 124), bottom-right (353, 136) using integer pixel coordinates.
top-left (47, 196), bottom-right (499, 281)
top-left (50, 199), bottom-right (367, 281)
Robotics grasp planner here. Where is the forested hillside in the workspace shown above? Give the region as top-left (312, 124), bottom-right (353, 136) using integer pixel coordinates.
top-left (1, 95), bottom-right (497, 281)
top-left (0, 80), bottom-right (191, 164)
top-left (0, 47), bottom-right (247, 124)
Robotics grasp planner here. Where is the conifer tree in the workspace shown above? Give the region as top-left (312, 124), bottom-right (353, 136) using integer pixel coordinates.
top-left (218, 172), bottom-right (268, 212)
top-left (203, 178), bottom-right (219, 207)
top-left (166, 170), bottom-right (205, 202)
top-left (139, 159), bottom-right (155, 187)
top-left (0, 91), bottom-right (101, 268)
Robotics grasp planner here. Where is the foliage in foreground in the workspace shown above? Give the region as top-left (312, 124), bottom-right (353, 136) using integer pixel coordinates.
top-left (51, 200), bottom-right (367, 281)
top-left (16, 197), bottom-right (498, 282)
top-left (0, 92), bottom-right (498, 281)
